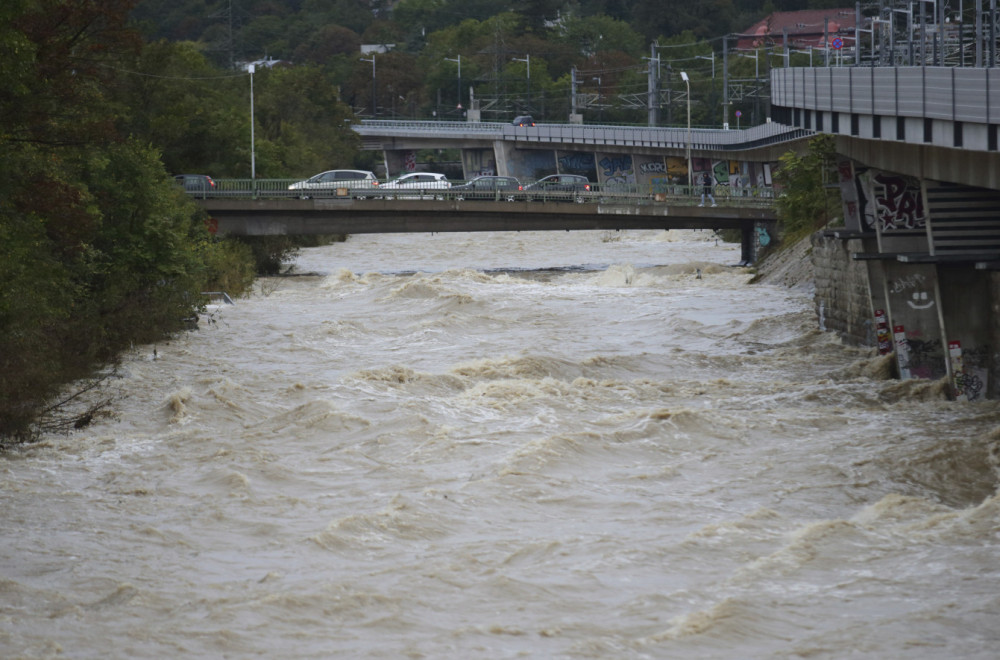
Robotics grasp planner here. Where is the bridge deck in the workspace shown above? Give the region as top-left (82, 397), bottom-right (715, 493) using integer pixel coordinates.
top-left (198, 197), bottom-right (776, 236)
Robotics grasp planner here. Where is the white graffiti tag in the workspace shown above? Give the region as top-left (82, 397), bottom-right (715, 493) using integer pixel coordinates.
top-left (888, 273), bottom-right (927, 294)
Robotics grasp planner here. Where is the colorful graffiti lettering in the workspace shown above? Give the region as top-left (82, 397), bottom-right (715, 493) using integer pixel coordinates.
top-left (874, 173), bottom-right (926, 231)
top-left (756, 225), bottom-right (771, 246)
top-left (639, 161), bottom-right (666, 174)
top-left (599, 155), bottom-right (633, 177)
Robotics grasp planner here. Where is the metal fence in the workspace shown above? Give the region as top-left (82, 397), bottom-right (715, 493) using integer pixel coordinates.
top-left (353, 119), bottom-right (812, 152)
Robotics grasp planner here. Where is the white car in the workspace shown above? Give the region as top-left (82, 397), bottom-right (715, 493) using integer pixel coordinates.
top-left (378, 172), bottom-right (451, 199)
top-left (288, 169), bottom-right (379, 197)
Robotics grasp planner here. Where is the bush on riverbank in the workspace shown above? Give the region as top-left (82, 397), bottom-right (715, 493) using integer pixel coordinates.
top-left (0, 138), bottom-right (260, 445)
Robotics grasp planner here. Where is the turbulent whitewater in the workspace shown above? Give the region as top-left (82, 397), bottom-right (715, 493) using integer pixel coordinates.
top-left (2, 230), bottom-right (999, 659)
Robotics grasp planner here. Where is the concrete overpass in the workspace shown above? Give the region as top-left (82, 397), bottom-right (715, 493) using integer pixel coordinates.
top-left (352, 119), bottom-right (813, 190)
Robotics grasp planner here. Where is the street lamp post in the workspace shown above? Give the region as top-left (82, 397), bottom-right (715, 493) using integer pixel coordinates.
top-left (445, 55), bottom-right (461, 111)
top-left (680, 71), bottom-right (691, 189)
top-left (249, 64), bottom-right (256, 185)
top-left (360, 55), bottom-right (376, 116)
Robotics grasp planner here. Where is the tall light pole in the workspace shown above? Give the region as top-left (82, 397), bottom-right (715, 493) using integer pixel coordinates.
top-left (249, 63), bottom-right (256, 183)
top-left (445, 55), bottom-right (461, 110)
top-left (680, 71), bottom-right (691, 188)
top-left (360, 55), bottom-right (376, 116)
top-left (512, 54), bottom-right (530, 110)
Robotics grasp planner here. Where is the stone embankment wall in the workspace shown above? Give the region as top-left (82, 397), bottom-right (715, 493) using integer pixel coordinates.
top-left (810, 233), bottom-right (875, 347)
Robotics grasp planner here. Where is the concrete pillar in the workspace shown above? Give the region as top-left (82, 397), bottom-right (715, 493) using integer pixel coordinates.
top-left (938, 267), bottom-right (992, 400)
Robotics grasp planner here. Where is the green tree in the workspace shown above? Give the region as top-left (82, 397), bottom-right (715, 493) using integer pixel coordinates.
top-left (773, 134), bottom-right (840, 240)
top-left (252, 64), bottom-right (361, 175)
top-left (0, 0), bottom-right (257, 442)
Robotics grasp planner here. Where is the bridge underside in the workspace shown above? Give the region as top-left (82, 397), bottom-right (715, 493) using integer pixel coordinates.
top-left (814, 143), bottom-right (1000, 400)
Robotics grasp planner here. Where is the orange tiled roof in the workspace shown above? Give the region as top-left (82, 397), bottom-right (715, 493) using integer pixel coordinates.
top-left (737, 9), bottom-right (860, 50)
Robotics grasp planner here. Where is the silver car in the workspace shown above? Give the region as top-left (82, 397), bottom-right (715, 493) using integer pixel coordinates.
top-left (379, 172), bottom-right (451, 199)
top-left (288, 169), bottom-right (379, 197)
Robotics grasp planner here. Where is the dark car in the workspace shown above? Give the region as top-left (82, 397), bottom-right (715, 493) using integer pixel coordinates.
top-left (523, 174), bottom-right (592, 202)
top-left (451, 175), bottom-right (523, 201)
top-left (511, 115), bottom-right (535, 127)
top-left (175, 174), bottom-right (216, 197)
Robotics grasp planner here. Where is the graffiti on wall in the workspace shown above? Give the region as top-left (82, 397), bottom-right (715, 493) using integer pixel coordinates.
top-left (597, 154), bottom-right (635, 185)
top-left (558, 152), bottom-right (597, 181)
top-left (638, 160), bottom-right (666, 175)
top-left (859, 170), bottom-right (926, 232)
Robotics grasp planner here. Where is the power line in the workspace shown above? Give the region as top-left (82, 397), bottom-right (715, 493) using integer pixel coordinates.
top-left (97, 64), bottom-right (248, 80)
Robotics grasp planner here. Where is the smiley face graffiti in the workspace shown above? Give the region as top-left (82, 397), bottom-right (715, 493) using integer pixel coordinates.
top-left (908, 291), bottom-right (935, 310)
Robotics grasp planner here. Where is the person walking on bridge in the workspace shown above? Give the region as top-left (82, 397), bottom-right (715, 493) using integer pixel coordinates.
top-left (698, 172), bottom-right (717, 207)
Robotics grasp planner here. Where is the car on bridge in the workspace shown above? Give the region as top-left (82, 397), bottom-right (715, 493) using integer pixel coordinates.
top-left (174, 174), bottom-right (216, 197)
top-left (451, 175), bottom-right (523, 201)
top-left (523, 174), bottom-right (592, 203)
top-left (378, 172), bottom-right (451, 199)
top-left (288, 169), bottom-right (379, 197)
top-left (512, 115), bottom-right (535, 127)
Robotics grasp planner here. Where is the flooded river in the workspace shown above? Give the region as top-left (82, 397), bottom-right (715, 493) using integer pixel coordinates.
top-left (3, 230), bottom-right (999, 659)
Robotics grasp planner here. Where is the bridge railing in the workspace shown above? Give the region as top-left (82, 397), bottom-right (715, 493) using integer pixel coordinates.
top-left (189, 179), bottom-right (777, 207)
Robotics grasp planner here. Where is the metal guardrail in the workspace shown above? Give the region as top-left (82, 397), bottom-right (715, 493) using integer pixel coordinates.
top-left (353, 119), bottom-right (813, 151)
top-left (184, 179), bottom-right (777, 207)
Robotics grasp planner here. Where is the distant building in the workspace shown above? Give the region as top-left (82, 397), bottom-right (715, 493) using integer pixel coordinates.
top-left (737, 9), bottom-right (861, 51)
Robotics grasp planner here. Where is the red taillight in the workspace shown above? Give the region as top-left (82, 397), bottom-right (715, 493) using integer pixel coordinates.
top-left (518, 185), bottom-right (523, 191)
top-left (584, 184), bottom-right (591, 191)
top-left (372, 181), bottom-right (379, 186)
top-left (208, 177), bottom-right (216, 188)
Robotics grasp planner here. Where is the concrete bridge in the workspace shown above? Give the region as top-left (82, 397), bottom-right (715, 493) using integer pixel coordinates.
top-left (198, 191), bottom-right (777, 265)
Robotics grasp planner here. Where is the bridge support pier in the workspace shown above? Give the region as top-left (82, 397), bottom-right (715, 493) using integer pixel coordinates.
top-left (740, 226), bottom-right (754, 266)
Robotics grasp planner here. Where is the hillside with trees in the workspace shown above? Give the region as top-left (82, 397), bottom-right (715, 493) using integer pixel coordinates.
top-left (126, 0), bottom-right (839, 133)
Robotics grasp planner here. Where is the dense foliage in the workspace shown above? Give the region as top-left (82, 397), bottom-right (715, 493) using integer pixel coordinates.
top-left (0, 0), bottom-right (257, 442)
top-left (773, 134), bottom-right (841, 240)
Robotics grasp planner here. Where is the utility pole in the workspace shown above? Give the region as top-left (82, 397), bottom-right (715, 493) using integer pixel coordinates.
top-left (570, 66), bottom-right (578, 120)
top-left (647, 42), bottom-right (659, 126)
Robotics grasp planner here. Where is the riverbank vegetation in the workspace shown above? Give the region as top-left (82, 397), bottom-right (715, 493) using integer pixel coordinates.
top-left (0, 0), bottom-right (360, 444)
